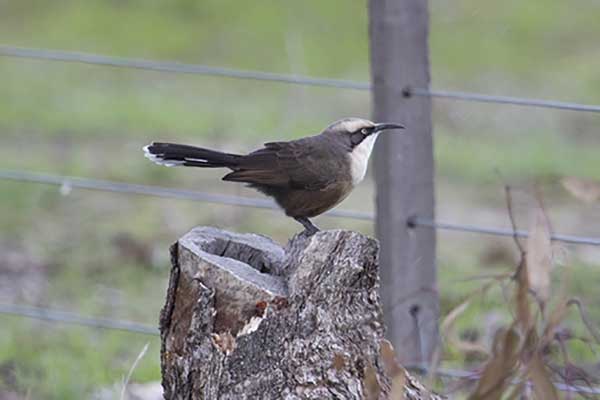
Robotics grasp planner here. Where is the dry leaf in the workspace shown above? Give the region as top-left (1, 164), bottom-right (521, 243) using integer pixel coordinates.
top-left (542, 299), bottom-right (569, 346)
top-left (363, 363), bottom-right (381, 400)
top-left (389, 372), bottom-right (406, 400)
top-left (504, 380), bottom-right (527, 400)
top-left (541, 247), bottom-right (572, 345)
top-left (561, 176), bottom-right (600, 203)
top-left (526, 208), bottom-right (552, 305)
top-left (515, 259), bottom-right (532, 332)
top-left (522, 328), bottom-right (540, 359)
top-left (374, 343), bottom-right (407, 400)
top-left (380, 339), bottom-right (403, 377)
top-left (468, 327), bottom-right (520, 400)
top-left (528, 352), bottom-right (559, 400)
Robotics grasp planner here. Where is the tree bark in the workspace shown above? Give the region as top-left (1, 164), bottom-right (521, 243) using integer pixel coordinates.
top-left (159, 227), bottom-right (442, 400)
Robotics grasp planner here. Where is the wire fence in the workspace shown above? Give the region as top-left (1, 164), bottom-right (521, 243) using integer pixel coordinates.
top-left (0, 302), bottom-right (598, 395)
top-left (0, 169), bottom-right (373, 220)
top-left (405, 87), bottom-right (600, 113)
top-left (409, 216), bottom-right (600, 246)
top-left (3, 168), bottom-right (600, 247)
top-left (0, 303), bottom-right (158, 336)
top-left (2, 45), bottom-right (600, 113)
top-left (2, 41), bottom-right (600, 396)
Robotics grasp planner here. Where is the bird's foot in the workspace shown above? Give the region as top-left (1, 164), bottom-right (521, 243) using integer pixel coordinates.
top-left (302, 226), bottom-right (320, 237)
top-left (294, 217), bottom-right (320, 237)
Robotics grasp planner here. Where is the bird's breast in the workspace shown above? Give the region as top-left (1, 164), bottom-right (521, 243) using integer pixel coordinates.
top-left (347, 133), bottom-right (379, 185)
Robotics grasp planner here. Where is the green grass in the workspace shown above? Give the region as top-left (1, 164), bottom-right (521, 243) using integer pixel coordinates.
top-left (0, 317), bottom-right (160, 399)
top-left (435, 130), bottom-right (600, 183)
top-left (1, 0), bottom-right (600, 398)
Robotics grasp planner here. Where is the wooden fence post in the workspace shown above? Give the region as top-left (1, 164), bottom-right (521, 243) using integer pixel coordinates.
top-left (368, 0), bottom-right (438, 364)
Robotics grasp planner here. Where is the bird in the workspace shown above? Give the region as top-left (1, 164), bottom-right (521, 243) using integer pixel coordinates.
top-left (143, 118), bottom-right (404, 235)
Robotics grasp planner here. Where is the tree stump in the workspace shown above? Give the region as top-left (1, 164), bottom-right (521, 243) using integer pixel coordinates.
top-left (159, 227), bottom-right (441, 400)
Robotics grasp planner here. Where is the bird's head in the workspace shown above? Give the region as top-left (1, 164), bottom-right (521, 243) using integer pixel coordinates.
top-left (322, 117), bottom-right (404, 151)
top-left (322, 117), bottom-right (404, 184)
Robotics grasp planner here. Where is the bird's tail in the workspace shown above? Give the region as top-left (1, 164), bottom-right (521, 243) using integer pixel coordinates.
top-left (143, 142), bottom-right (241, 168)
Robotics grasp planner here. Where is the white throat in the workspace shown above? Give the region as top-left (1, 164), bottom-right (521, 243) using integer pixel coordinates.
top-left (348, 133), bottom-right (379, 185)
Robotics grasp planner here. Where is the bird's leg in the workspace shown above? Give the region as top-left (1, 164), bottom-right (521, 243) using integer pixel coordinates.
top-left (294, 216), bottom-right (320, 236)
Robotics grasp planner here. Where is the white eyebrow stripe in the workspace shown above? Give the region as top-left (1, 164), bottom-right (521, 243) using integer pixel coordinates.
top-left (337, 119), bottom-right (374, 132)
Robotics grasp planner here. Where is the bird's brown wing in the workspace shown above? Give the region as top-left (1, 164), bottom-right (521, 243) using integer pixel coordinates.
top-left (222, 137), bottom-right (336, 191)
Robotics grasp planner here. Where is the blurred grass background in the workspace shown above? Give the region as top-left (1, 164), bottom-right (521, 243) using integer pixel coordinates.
top-left (1, 0), bottom-right (600, 398)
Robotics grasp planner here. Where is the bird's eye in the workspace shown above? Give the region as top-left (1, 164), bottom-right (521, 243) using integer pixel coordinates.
top-left (351, 132), bottom-right (365, 145)
top-left (360, 128), bottom-right (369, 135)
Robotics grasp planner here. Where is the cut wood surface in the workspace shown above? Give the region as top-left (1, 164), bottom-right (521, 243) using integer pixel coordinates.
top-left (160, 227), bottom-right (442, 400)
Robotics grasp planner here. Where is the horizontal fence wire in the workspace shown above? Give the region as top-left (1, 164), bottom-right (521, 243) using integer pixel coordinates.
top-left (0, 303), bottom-right (159, 336)
top-left (0, 169), bottom-right (374, 220)
top-left (409, 216), bottom-right (600, 246)
top-left (406, 87), bottom-right (600, 113)
top-left (406, 365), bottom-right (600, 395)
top-left (3, 169), bottom-right (600, 246)
top-left (2, 45), bottom-right (600, 113)
top-left (0, 45), bottom-right (370, 91)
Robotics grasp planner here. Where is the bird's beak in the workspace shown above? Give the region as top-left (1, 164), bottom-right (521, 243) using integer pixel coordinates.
top-left (373, 123), bottom-right (405, 133)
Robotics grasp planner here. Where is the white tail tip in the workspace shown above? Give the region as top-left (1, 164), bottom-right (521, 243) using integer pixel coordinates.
top-left (143, 143), bottom-right (184, 167)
